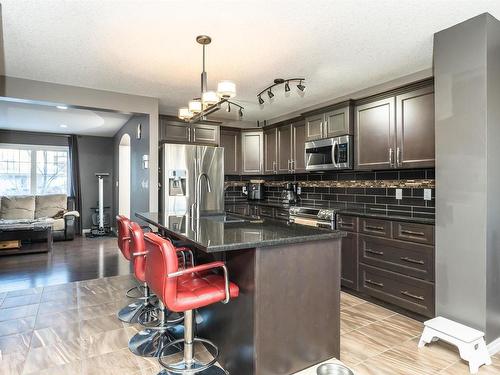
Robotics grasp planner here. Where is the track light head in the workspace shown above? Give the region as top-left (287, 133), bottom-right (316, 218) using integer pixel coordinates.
top-left (227, 103), bottom-right (231, 113)
top-left (258, 96), bottom-right (265, 105)
top-left (268, 89), bottom-right (274, 99)
top-left (284, 81), bottom-right (291, 92)
top-left (238, 108), bottom-right (243, 118)
top-left (297, 81), bottom-right (306, 92)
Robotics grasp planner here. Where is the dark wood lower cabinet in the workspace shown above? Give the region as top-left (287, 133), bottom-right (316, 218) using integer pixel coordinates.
top-left (359, 263), bottom-right (435, 317)
top-left (339, 214), bottom-right (435, 318)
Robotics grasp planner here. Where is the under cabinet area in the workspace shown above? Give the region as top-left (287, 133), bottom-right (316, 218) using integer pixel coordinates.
top-left (338, 214), bottom-right (436, 318)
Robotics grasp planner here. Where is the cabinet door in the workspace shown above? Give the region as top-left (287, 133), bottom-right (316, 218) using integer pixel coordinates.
top-left (160, 117), bottom-right (190, 143)
top-left (264, 128), bottom-right (277, 174)
top-left (341, 232), bottom-right (359, 290)
top-left (396, 86), bottom-right (435, 168)
top-left (191, 124), bottom-right (220, 145)
top-left (305, 114), bottom-right (325, 141)
top-left (241, 131), bottom-right (263, 175)
top-left (220, 129), bottom-right (240, 175)
top-left (325, 105), bottom-right (353, 137)
top-left (292, 121), bottom-right (306, 173)
top-left (355, 97), bottom-right (395, 170)
top-left (277, 125), bottom-right (293, 173)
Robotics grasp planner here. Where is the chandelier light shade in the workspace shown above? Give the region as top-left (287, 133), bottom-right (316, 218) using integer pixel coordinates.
top-left (202, 91), bottom-right (219, 105)
top-left (178, 107), bottom-right (192, 120)
top-left (257, 78), bottom-right (306, 105)
top-left (188, 100), bottom-right (202, 113)
top-left (177, 36), bottom-right (244, 122)
top-left (217, 80), bottom-right (237, 98)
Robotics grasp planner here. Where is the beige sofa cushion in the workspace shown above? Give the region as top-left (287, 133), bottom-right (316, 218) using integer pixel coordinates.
top-left (51, 218), bottom-right (65, 231)
top-left (35, 194), bottom-right (67, 219)
top-left (0, 196), bottom-right (36, 220)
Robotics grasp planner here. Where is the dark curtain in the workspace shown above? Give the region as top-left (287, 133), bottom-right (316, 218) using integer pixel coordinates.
top-left (68, 135), bottom-right (82, 235)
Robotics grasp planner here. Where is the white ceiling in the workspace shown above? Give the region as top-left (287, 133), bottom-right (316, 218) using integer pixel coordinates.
top-left (1, 1), bottom-right (500, 125)
top-left (0, 100), bottom-right (132, 136)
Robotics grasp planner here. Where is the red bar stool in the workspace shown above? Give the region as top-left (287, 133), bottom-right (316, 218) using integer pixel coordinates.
top-left (116, 215), bottom-right (154, 323)
top-left (128, 223), bottom-right (185, 357)
top-left (144, 232), bottom-right (239, 375)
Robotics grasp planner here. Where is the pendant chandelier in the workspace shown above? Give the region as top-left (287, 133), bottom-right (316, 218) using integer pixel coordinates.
top-left (178, 35), bottom-right (244, 122)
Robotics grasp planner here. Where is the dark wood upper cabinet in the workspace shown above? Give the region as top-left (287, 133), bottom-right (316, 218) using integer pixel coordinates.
top-left (241, 131), bottom-right (264, 175)
top-left (191, 123), bottom-right (220, 145)
top-left (325, 105), bottom-right (354, 138)
top-left (396, 86), bottom-right (435, 168)
top-left (292, 121), bottom-right (306, 173)
top-left (159, 116), bottom-right (219, 145)
top-left (355, 97), bottom-right (396, 170)
top-left (264, 128), bottom-right (277, 174)
top-left (220, 128), bottom-right (240, 175)
top-left (305, 114), bottom-right (324, 141)
top-left (277, 125), bottom-right (293, 173)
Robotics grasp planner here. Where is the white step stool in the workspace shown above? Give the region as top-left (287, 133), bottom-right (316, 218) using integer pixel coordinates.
top-left (419, 316), bottom-right (492, 374)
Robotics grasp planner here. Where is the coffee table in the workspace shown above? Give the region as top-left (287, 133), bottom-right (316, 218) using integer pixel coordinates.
top-left (0, 221), bottom-right (53, 256)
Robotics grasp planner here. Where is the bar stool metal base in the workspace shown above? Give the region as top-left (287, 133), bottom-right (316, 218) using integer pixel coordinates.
top-left (157, 363), bottom-right (226, 375)
top-left (126, 285), bottom-right (147, 299)
top-left (117, 301), bottom-right (156, 323)
top-left (129, 327), bottom-right (184, 357)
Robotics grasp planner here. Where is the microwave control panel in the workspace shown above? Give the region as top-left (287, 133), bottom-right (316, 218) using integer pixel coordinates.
top-left (337, 143), bottom-right (348, 163)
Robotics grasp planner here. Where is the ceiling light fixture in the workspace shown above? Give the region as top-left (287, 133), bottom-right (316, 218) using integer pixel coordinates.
top-left (178, 35), bottom-right (244, 122)
top-left (257, 78), bottom-right (306, 105)
top-left (56, 105), bottom-right (68, 110)
top-left (60, 124), bottom-right (68, 128)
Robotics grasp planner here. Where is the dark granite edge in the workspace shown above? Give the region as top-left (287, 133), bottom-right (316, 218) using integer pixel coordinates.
top-left (338, 209), bottom-right (435, 225)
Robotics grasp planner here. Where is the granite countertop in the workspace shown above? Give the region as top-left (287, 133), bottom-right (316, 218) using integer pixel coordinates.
top-left (136, 212), bottom-right (344, 253)
top-left (338, 208), bottom-right (435, 225)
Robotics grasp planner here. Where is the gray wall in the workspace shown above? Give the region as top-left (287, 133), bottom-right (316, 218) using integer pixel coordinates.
top-left (435, 13), bottom-right (500, 343)
top-left (78, 135), bottom-right (114, 229)
top-left (113, 114), bottom-right (150, 224)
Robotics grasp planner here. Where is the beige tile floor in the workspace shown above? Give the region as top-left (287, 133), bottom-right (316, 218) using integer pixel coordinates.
top-left (0, 275), bottom-right (499, 375)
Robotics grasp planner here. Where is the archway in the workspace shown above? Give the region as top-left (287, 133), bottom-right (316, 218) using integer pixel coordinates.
top-left (118, 133), bottom-right (131, 218)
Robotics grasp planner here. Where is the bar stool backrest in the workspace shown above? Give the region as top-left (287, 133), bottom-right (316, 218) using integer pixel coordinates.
top-left (128, 222), bottom-right (147, 283)
top-left (144, 232), bottom-right (179, 310)
top-left (116, 215), bottom-right (132, 260)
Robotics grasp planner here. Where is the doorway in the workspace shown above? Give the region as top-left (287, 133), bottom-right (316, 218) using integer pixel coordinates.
top-left (118, 133), bottom-right (131, 218)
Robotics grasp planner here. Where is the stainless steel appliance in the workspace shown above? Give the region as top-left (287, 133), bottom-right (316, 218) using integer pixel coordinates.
top-left (247, 182), bottom-right (265, 200)
top-left (289, 206), bottom-right (337, 229)
top-left (305, 135), bottom-right (353, 171)
top-left (280, 182), bottom-right (298, 204)
top-left (160, 143), bottom-right (224, 216)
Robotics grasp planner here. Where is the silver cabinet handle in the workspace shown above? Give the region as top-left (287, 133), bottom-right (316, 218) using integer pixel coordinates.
top-left (366, 249), bottom-right (384, 256)
top-left (366, 279), bottom-right (384, 288)
top-left (401, 290), bottom-right (424, 301)
top-left (188, 127), bottom-right (191, 141)
top-left (400, 257), bottom-right (425, 265)
top-left (365, 225), bottom-right (385, 232)
top-left (389, 148), bottom-right (394, 167)
top-left (401, 230), bottom-right (425, 237)
top-left (396, 147), bottom-right (401, 167)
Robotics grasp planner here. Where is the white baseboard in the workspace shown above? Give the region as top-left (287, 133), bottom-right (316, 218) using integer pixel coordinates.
top-left (487, 337), bottom-right (500, 355)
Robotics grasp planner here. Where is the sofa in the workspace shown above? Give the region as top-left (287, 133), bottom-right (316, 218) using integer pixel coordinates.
top-left (0, 194), bottom-right (79, 241)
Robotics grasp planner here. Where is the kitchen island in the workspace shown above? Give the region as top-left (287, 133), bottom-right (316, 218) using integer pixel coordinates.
top-left (136, 212), bottom-right (344, 375)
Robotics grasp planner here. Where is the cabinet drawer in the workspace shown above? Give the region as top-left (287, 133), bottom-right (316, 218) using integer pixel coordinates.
top-left (359, 263), bottom-right (434, 317)
top-left (358, 235), bottom-right (434, 281)
top-left (337, 215), bottom-right (358, 233)
top-left (359, 218), bottom-right (391, 238)
top-left (393, 222), bottom-right (434, 245)
top-left (259, 206), bottom-right (275, 218)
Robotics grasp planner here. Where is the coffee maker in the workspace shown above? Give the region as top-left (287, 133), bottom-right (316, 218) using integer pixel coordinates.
top-left (247, 182), bottom-right (265, 200)
top-left (281, 182), bottom-right (298, 204)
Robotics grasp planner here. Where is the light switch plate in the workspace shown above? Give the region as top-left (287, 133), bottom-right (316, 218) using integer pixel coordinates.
top-left (424, 189), bottom-right (432, 201)
top-left (396, 189), bottom-right (403, 200)
top-left (297, 186), bottom-right (302, 195)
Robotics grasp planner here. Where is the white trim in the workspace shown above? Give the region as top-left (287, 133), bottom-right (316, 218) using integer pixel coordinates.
top-left (487, 337), bottom-right (500, 356)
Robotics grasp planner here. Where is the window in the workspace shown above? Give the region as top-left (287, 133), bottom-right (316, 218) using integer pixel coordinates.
top-left (0, 144), bottom-right (69, 196)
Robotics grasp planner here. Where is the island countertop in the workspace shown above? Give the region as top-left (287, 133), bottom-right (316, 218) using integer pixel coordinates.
top-left (136, 211), bottom-right (345, 252)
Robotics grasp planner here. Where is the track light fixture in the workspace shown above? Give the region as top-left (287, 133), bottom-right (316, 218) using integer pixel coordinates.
top-left (227, 103), bottom-right (231, 112)
top-left (257, 77), bottom-right (306, 105)
top-left (238, 108), bottom-right (243, 119)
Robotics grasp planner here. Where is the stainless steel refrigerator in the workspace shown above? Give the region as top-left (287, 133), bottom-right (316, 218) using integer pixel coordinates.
top-left (160, 143), bottom-right (224, 216)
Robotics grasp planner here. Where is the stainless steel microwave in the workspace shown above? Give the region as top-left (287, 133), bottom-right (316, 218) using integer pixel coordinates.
top-left (305, 135), bottom-right (353, 171)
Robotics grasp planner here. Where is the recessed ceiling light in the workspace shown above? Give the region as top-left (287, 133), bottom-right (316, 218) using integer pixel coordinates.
top-left (60, 124), bottom-right (68, 128)
top-left (56, 105), bottom-right (68, 110)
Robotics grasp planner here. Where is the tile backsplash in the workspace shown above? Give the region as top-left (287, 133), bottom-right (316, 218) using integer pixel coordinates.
top-left (225, 168), bottom-right (435, 219)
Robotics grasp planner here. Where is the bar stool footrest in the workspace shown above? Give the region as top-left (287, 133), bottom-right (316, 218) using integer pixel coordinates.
top-left (158, 337), bottom-right (220, 374)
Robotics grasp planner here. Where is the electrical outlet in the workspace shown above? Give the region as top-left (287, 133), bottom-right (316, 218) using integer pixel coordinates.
top-left (424, 189), bottom-right (432, 201)
top-left (297, 186), bottom-right (302, 195)
top-left (242, 186), bottom-right (247, 195)
top-left (396, 188), bottom-right (403, 200)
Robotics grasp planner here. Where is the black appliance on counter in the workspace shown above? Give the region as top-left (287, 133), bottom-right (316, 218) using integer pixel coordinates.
top-left (247, 182), bottom-right (265, 200)
top-left (281, 182), bottom-right (299, 204)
